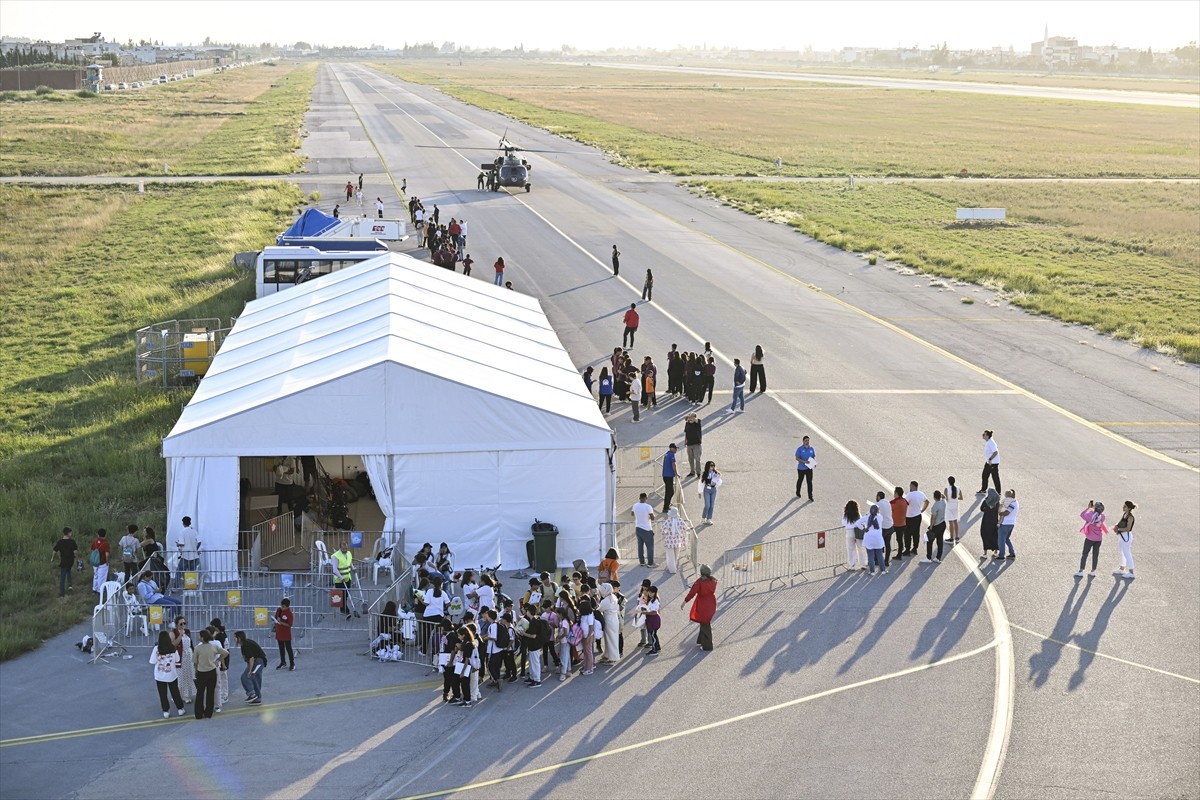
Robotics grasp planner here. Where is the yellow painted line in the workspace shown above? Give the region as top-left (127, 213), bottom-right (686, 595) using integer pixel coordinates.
top-left (0, 680), bottom-right (440, 748)
top-left (1094, 421), bottom-right (1200, 427)
top-left (392, 637), bottom-right (1002, 800)
top-left (1009, 623), bottom-right (1200, 685)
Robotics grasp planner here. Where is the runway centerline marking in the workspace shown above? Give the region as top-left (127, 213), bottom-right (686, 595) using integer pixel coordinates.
top-left (391, 637), bottom-right (1002, 800)
top-left (1009, 623), bottom-right (1200, 684)
top-left (353, 62), bottom-right (1017, 800)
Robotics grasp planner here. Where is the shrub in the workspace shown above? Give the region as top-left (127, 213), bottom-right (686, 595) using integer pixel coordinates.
top-left (868, 254), bottom-right (878, 265)
top-left (961, 296), bottom-right (976, 304)
top-left (34, 85), bottom-right (54, 96)
top-left (75, 89), bottom-right (98, 99)
top-left (309, 190), bottom-right (321, 203)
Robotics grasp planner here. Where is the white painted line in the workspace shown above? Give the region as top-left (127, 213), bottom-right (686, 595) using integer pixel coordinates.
top-left (1009, 623), bottom-right (1200, 685)
top-left (395, 636), bottom-right (1003, 800)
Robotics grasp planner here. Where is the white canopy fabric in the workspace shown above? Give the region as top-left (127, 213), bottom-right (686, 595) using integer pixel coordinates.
top-left (163, 253), bottom-right (614, 570)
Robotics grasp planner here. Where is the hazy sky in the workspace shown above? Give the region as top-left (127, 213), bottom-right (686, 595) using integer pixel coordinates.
top-left (1, 0), bottom-right (1196, 52)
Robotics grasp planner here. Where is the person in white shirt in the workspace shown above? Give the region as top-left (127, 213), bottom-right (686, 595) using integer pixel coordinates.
top-left (118, 524), bottom-right (141, 582)
top-left (944, 477), bottom-right (963, 544)
top-left (631, 493), bottom-right (657, 567)
top-left (978, 430), bottom-right (1001, 495)
top-left (874, 491), bottom-right (895, 567)
top-left (903, 482), bottom-right (929, 556)
top-left (862, 504), bottom-right (887, 575)
top-left (842, 500), bottom-right (868, 570)
top-left (997, 489), bottom-right (1019, 559)
top-left (175, 516), bottom-right (201, 590)
top-left (476, 574), bottom-right (496, 616)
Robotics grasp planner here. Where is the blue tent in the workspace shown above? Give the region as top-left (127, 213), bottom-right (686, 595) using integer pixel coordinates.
top-left (277, 208), bottom-right (339, 243)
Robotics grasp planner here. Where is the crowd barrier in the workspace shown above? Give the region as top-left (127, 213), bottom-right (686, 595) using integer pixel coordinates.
top-left (716, 527), bottom-right (843, 594)
top-left (91, 596), bottom-right (317, 652)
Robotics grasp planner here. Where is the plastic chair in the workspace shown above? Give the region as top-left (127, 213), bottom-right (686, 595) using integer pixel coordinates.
top-left (123, 591), bottom-right (149, 637)
top-left (313, 539), bottom-right (331, 575)
top-left (372, 533), bottom-right (397, 585)
top-left (99, 580), bottom-right (124, 606)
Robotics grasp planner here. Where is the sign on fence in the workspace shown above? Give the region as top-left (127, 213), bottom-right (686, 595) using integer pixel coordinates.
top-left (281, 573), bottom-right (294, 589)
top-left (254, 608), bottom-right (269, 626)
top-left (227, 590), bottom-right (241, 606)
top-left (184, 572), bottom-right (199, 590)
top-left (149, 606), bottom-right (164, 625)
top-left (350, 531), bottom-right (363, 548)
top-left (817, 531), bottom-right (825, 549)
top-left (753, 545), bottom-right (763, 562)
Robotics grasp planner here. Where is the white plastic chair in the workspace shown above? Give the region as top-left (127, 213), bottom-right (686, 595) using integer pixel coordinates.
top-left (371, 533), bottom-right (397, 585)
top-left (123, 591), bottom-right (149, 637)
top-left (99, 580), bottom-right (123, 606)
top-left (313, 539), bottom-right (330, 575)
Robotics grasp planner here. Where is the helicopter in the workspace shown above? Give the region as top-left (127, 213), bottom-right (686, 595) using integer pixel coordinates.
top-left (417, 131), bottom-right (573, 193)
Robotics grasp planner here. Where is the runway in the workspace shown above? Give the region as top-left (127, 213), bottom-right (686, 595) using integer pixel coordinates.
top-left (2, 63), bottom-right (1195, 800)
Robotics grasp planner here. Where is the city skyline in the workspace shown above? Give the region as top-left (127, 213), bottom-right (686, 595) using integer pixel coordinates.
top-left (1, 0), bottom-right (1197, 53)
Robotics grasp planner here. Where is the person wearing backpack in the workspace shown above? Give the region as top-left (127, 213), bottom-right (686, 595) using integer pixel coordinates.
top-left (90, 529), bottom-right (110, 593)
top-left (520, 606), bottom-right (546, 687)
top-left (117, 525), bottom-right (141, 583)
top-left (485, 609), bottom-right (509, 691)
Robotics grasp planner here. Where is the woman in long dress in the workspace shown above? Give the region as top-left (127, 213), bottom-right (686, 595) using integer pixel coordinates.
top-left (172, 616), bottom-right (196, 704)
top-left (596, 583), bottom-right (621, 665)
top-left (661, 507), bottom-right (688, 574)
top-left (980, 488), bottom-right (1000, 558)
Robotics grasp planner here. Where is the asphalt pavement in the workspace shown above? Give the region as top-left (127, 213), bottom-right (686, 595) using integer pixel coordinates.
top-left (0, 63), bottom-right (1196, 800)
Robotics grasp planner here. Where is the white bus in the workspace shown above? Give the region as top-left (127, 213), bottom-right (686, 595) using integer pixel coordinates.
top-left (255, 238), bottom-right (390, 298)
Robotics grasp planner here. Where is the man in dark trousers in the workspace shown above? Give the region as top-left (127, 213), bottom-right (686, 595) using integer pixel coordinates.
top-left (622, 303), bottom-right (640, 348)
top-left (235, 631), bottom-right (268, 704)
top-left (795, 435), bottom-right (816, 501)
top-left (662, 443), bottom-right (679, 513)
top-left (357, 173), bottom-right (363, 192)
top-left (611, 245), bottom-right (620, 276)
top-left (52, 527), bottom-right (78, 597)
top-left (684, 413), bottom-right (703, 477)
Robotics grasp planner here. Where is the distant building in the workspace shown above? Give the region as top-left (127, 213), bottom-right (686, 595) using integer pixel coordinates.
top-left (1032, 27), bottom-right (1079, 66)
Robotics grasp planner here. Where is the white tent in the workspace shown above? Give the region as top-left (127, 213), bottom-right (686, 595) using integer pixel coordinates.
top-left (162, 253), bottom-right (614, 576)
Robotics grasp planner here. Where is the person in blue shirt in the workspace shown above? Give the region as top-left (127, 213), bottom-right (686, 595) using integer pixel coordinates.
top-left (795, 436), bottom-right (815, 501)
top-left (662, 444), bottom-right (678, 513)
top-left (597, 367), bottom-right (613, 413)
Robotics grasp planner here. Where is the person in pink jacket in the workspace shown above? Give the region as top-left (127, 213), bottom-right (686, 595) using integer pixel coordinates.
top-left (1075, 501), bottom-right (1108, 578)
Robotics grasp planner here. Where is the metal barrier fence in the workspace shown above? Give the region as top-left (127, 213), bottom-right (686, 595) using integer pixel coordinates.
top-left (92, 597), bottom-right (317, 652)
top-left (615, 442), bottom-right (674, 491)
top-left (599, 515), bottom-right (699, 575)
top-left (716, 528), bottom-right (843, 594)
top-left (368, 615), bottom-right (446, 669)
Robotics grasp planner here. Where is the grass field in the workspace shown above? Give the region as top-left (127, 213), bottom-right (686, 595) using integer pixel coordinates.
top-left (692, 179), bottom-right (1200, 360)
top-left (0, 62), bottom-right (316, 176)
top-left (0, 181), bottom-right (303, 660)
top-left (379, 62), bottom-right (1200, 178)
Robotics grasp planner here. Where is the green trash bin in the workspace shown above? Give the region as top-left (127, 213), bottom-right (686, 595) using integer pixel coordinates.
top-left (531, 520), bottom-right (559, 572)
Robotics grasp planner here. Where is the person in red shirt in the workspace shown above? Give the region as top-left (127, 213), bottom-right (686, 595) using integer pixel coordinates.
top-left (274, 598), bottom-right (295, 670)
top-left (493, 256), bottom-right (505, 287)
top-left (90, 529), bottom-right (111, 594)
top-left (622, 303), bottom-right (640, 348)
top-left (889, 488), bottom-right (909, 563)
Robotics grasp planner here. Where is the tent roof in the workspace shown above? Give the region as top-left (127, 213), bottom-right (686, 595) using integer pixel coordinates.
top-left (163, 253), bottom-right (611, 455)
top-left (277, 208), bottom-right (340, 242)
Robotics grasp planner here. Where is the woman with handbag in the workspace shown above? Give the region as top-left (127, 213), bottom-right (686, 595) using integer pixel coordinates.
top-left (643, 585), bottom-right (662, 654)
top-left (578, 598), bottom-right (596, 675)
top-left (681, 565), bottom-right (717, 650)
top-left (842, 500), bottom-right (868, 570)
top-left (700, 461), bottom-right (721, 523)
top-left (151, 630), bottom-right (188, 719)
top-left (1112, 501), bottom-right (1137, 579)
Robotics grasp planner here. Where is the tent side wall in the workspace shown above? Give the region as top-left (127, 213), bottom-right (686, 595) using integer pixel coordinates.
top-left (392, 448), bottom-right (609, 570)
top-left (166, 456), bottom-right (240, 582)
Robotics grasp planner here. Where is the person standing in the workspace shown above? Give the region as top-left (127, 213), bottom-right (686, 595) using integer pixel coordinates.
top-left (176, 515), bottom-right (202, 588)
top-left (875, 491), bottom-right (896, 567)
top-left (622, 303), bottom-right (639, 348)
top-left (643, 586), bottom-right (662, 654)
top-left (90, 529), bottom-right (110, 593)
top-left (684, 413), bottom-right (703, 477)
top-left (661, 507), bottom-right (688, 573)
top-left (209, 617), bottom-right (230, 713)
top-left (597, 366), bottom-right (613, 413)
top-left (375, 197), bottom-right (384, 219)
top-left (842, 500), bottom-right (867, 570)
top-left (332, 543), bottom-right (356, 619)
top-left (923, 491), bottom-right (946, 564)
top-left (118, 524), bottom-right (141, 583)
top-left (332, 203), bottom-right (340, 220)
top-left (641, 356), bottom-right (657, 409)
top-left (582, 365), bottom-right (594, 396)
top-left (903, 482), bottom-right (929, 557)
top-left (274, 598), bottom-right (295, 670)
top-left (996, 489), bottom-right (1019, 560)
top-left (477, 171), bottom-right (487, 190)
top-left (493, 256), bottom-right (505, 287)
top-left (944, 477), bottom-right (962, 544)
top-left (889, 488), bottom-right (908, 562)
top-left (357, 173), bottom-right (363, 192)
top-left (728, 359), bottom-right (746, 413)
top-left (344, 181), bottom-right (353, 202)
top-left (628, 368), bottom-right (641, 422)
top-left (1113, 501), bottom-right (1137, 579)
top-left (151, 631), bottom-right (188, 719)
top-left (611, 245), bottom-right (620, 276)
top-left (642, 269), bottom-right (653, 301)
top-left (235, 631), bottom-right (267, 704)
top-left (596, 584), bottom-right (621, 665)
top-left (863, 504), bottom-right (887, 575)
top-left (192, 629), bottom-right (228, 720)
top-left (1076, 501), bottom-right (1108, 578)
top-left (749, 345), bottom-right (766, 393)
top-left (519, 607), bottom-right (544, 686)
top-left (661, 443), bottom-right (679, 513)
top-left (462, 253), bottom-right (473, 276)
top-left (980, 488), bottom-right (1000, 558)
top-left (354, 188), bottom-right (363, 208)
top-left (704, 356), bottom-right (716, 404)
top-left (52, 527), bottom-right (78, 597)
top-left (795, 436), bottom-right (815, 501)
top-left (700, 460), bottom-right (721, 523)
top-left (681, 565), bottom-right (717, 651)
top-left (978, 430), bottom-right (1001, 495)
top-left (171, 616), bottom-right (196, 704)
top-left (631, 493), bottom-right (657, 568)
